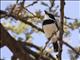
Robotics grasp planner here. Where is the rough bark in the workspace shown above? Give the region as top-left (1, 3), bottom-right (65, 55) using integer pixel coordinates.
top-left (0, 23), bottom-right (34, 60)
top-left (57, 0), bottom-right (65, 60)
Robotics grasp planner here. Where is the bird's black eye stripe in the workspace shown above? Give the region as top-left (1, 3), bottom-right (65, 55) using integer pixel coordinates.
top-left (43, 19), bottom-right (55, 25)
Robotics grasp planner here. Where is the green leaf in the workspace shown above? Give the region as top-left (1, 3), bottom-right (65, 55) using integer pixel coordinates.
top-left (35, 10), bottom-right (44, 19)
top-left (77, 20), bottom-right (80, 28)
top-left (64, 31), bottom-right (70, 37)
top-left (26, 34), bottom-right (32, 40)
top-left (64, 19), bottom-right (67, 25)
top-left (69, 23), bottom-right (74, 30)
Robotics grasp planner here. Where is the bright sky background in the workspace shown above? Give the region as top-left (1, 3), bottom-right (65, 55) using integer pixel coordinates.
top-left (1, 1), bottom-right (80, 60)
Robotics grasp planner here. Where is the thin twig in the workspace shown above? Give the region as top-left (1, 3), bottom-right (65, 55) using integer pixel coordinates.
top-left (62, 41), bottom-right (80, 55)
top-left (49, 0), bottom-right (55, 11)
top-left (39, 30), bottom-right (58, 59)
top-left (0, 10), bottom-right (44, 32)
top-left (38, 40), bottom-right (50, 60)
top-left (25, 8), bottom-right (35, 16)
top-left (20, 41), bottom-right (56, 60)
top-left (55, 15), bottom-right (80, 20)
top-left (25, 1), bottom-right (38, 7)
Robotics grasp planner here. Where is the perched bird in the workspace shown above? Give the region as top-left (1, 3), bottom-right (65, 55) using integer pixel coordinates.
top-left (42, 11), bottom-right (59, 52)
top-left (44, 10), bottom-right (59, 30)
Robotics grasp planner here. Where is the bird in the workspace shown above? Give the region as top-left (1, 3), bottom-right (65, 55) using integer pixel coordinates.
top-left (44, 10), bottom-right (59, 30)
top-left (42, 11), bottom-right (59, 52)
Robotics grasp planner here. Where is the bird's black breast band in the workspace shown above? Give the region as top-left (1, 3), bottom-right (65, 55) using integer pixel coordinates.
top-left (43, 19), bottom-right (55, 25)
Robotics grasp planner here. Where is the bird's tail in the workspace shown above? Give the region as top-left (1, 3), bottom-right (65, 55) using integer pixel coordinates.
top-left (53, 41), bottom-right (58, 52)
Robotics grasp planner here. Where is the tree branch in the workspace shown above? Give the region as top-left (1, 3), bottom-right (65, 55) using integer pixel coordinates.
top-left (11, 55), bottom-right (17, 60)
top-left (19, 41), bottom-right (56, 60)
top-left (0, 10), bottom-right (44, 32)
top-left (0, 23), bottom-right (56, 60)
top-left (0, 23), bottom-right (34, 60)
top-left (22, 46), bottom-right (51, 60)
top-left (0, 10), bottom-right (79, 60)
top-left (57, 0), bottom-right (65, 60)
